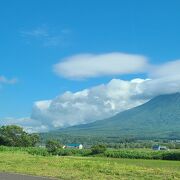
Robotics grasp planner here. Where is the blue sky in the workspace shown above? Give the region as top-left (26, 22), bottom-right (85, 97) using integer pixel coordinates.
top-left (0, 0), bottom-right (180, 125)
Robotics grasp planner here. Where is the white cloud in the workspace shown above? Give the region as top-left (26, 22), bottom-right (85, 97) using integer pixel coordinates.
top-left (0, 117), bottom-right (48, 133)
top-left (150, 59), bottom-right (180, 78)
top-left (30, 74), bottom-right (180, 131)
top-left (2, 54), bottom-right (180, 132)
top-left (0, 76), bottom-right (18, 85)
top-left (21, 27), bottom-right (49, 37)
top-left (30, 78), bottom-right (150, 130)
top-left (21, 26), bottom-right (71, 47)
top-left (3, 75), bottom-right (180, 132)
top-left (53, 53), bottom-right (149, 79)
top-left (139, 76), bottom-right (180, 98)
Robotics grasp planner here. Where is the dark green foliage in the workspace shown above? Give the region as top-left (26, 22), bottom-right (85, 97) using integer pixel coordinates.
top-left (46, 139), bottom-right (62, 154)
top-left (104, 149), bottom-right (180, 160)
top-left (91, 144), bottom-right (107, 154)
top-left (162, 152), bottom-right (180, 160)
top-left (41, 131), bottom-right (180, 149)
top-left (0, 125), bottom-right (39, 147)
top-left (40, 132), bottom-right (137, 147)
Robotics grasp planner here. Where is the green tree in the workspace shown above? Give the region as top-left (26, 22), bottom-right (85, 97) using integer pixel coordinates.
top-left (46, 139), bottom-right (62, 154)
top-left (91, 144), bottom-right (107, 154)
top-left (0, 125), bottom-right (39, 147)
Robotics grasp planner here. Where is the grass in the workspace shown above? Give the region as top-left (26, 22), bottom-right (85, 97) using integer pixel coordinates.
top-left (0, 151), bottom-right (180, 179)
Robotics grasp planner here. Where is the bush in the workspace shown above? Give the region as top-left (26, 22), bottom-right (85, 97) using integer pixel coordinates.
top-left (46, 139), bottom-right (62, 155)
top-left (162, 152), bottom-right (180, 160)
top-left (91, 144), bottom-right (107, 155)
top-left (104, 149), bottom-right (180, 160)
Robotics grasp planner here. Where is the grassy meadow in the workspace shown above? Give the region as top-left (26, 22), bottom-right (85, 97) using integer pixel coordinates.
top-left (0, 150), bottom-right (180, 180)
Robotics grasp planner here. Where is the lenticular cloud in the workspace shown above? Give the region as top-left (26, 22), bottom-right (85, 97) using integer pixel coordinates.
top-left (53, 52), bottom-right (149, 79)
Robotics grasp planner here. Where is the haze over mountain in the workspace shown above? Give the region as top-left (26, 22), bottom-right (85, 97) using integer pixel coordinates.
top-left (57, 93), bottom-right (180, 139)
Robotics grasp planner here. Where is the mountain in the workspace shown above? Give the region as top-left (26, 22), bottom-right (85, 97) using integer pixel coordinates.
top-left (53, 93), bottom-right (180, 139)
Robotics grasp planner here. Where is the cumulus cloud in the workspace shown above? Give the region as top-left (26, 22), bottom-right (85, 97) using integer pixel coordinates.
top-left (30, 74), bottom-right (180, 131)
top-left (53, 53), bottom-right (149, 79)
top-left (3, 75), bottom-right (180, 132)
top-left (29, 78), bottom-right (151, 131)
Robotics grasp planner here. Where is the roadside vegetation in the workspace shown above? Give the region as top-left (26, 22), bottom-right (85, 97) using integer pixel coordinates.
top-left (0, 125), bottom-right (180, 160)
top-left (0, 145), bottom-right (180, 161)
top-left (0, 150), bottom-right (180, 180)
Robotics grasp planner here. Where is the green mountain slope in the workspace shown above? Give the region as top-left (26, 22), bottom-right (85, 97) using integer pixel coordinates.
top-left (55, 93), bottom-right (180, 139)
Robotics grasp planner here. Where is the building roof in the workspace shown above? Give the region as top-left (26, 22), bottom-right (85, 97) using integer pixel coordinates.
top-left (152, 145), bottom-right (167, 149)
top-left (66, 143), bottom-right (82, 147)
top-left (152, 145), bottom-right (160, 148)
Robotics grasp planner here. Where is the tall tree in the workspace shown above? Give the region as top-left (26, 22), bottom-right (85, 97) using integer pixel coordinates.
top-left (0, 125), bottom-right (39, 147)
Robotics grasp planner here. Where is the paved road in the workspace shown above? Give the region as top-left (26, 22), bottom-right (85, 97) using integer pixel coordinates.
top-left (0, 173), bottom-right (57, 180)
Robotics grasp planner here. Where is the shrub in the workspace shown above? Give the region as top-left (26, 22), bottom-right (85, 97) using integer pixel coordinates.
top-left (162, 151), bottom-right (180, 160)
top-left (91, 144), bottom-right (107, 155)
top-left (104, 149), bottom-right (180, 160)
top-left (46, 139), bottom-right (62, 155)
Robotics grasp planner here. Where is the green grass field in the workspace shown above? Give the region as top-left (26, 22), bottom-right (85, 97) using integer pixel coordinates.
top-left (0, 151), bottom-right (180, 180)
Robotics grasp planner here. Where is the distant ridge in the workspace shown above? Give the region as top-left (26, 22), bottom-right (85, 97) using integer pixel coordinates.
top-left (55, 93), bottom-right (180, 139)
